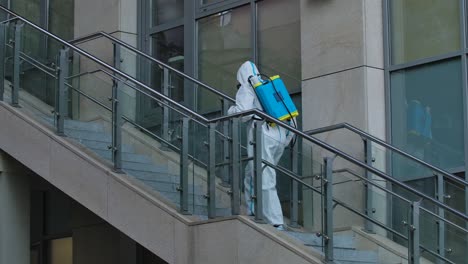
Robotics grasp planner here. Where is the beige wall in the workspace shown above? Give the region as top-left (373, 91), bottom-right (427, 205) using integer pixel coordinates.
top-left (73, 0), bottom-right (138, 122)
top-left (300, 0), bottom-right (386, 233)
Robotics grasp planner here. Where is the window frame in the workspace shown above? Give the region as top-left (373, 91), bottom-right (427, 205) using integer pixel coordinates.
top-left (384, 0), bottom-right (468, 176)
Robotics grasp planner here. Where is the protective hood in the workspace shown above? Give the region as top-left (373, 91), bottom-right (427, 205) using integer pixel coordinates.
top-left (237, 61), bottom-right (260, 86)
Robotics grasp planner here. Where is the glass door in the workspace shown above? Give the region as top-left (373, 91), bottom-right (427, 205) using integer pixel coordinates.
top-left (137, 0), bottom-right (184, 133)
top-left (10, 0), bottom-right (74, 106)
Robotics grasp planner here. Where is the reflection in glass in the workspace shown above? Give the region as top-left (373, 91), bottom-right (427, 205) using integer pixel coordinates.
top-left (258, 0), bottom-right (301, 93)
top-left (390, 58), bottom-right (464, 179)
top-left (151, 0), bottom-right (184, 26)
top-left (201, 0), bottom-right (222, 5)
top-left (390, 0), bottom-right (460, 64)
top-left (198, 5), bottom-right (251, 114)
top-left (152, 26), bottom-right (184, 102)
top-left (49, 0), bottom-right (74, 54)
top-left (11, 0), bottom-right (41, 24)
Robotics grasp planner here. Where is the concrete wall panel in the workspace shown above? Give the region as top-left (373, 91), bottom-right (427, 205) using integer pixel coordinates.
top-left (301, 0), bottom-right (364, 80)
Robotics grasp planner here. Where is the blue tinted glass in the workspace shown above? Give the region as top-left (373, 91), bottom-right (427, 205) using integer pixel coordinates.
top-left (391, 58), bottom-right (464, 179)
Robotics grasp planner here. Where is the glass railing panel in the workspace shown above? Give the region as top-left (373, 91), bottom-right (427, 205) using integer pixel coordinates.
top-left (74, 36), bottom-right (115, 66)
top-left (255, 129), bottom-right (325, 255)
top-left (445, 218), bottom-right (467, 264)
top-left (444, 180), bottom-right (466, 217)
top-left (2, 23), bottom-right (15, 103)
top-left (307, 126), bottom-right (466, 222)
top-left (117, 44), bottom-right (139, 80)
top-left (74, 35), bottom-right (236, 119)
top-left (62, 72), bottom-right (113, 163)
top-left (8, 22), bottom-right (60, 111)
top-left (309, 128), bottom-right (364, 161)
top-left (419, 208), bottom-right (442, 263)
top-left (117, 79), bottom-right (185, 211)
top-left (211, 119), bottom-right (234, 217)
top-left (187, 119), bottom-right (208, 217)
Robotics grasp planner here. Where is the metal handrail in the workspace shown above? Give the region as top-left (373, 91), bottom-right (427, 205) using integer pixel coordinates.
top-left (261, 159), bottom-right (409, 241)
top-left (0, 5), bottom-right (466, 221)
top-left (69, 31), bottom-right (236, 103)
top-left (68, 29), bottom-right (467, 189)
top-left (212, 110), bottom-right (468, 221)
top-left (306, 122), bottom-right (468, 187)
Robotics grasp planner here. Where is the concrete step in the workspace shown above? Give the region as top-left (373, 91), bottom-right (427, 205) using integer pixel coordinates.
top-left (65, 129), bottom-right (112, 143)
top-left (122, 161), bottom-right (168, 174)
top-left (62, 119), bottom-right (105, 132)
top-left (285, 232), bottom-right (356, 249)
top-left (70, 138), bottom-right (134, 153)
top-left (39, 116), bottom-right (105, 133)
top-left (91, 149), bottom-right (153, 164)
top-left (332, 248), bottom-right (378, 263)
top-left (285, 232), bottom-right (378, 263)
top-left (123, 169), bottom-right (178, 184)
top-left (159, 191), bottom-right (211, 207)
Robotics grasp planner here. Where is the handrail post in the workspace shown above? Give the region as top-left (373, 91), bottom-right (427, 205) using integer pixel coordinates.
top-left (179, 117), bottom-right (190, 215)
top-left (323, 157), bottom-right (335, 262)
top-left (207, 122), bottom-right (217, 218)
top-left (364, 138), bottom-right (375, 233)
top-left (161, 67), bottom-right (170, 148)
top-left (0, 23), bottom-right (6, 101)
top-left (221, 98), bottom-right (231, 186)
top-left (231, 117), bottom-right (240, 215)
top-left (253, 120), bottom-right (265, 223)
top-left (290, 138), bottom-right (299, 228)
top-left (12, 21), bottom-right (22, 107)
top-left (408, 201), bottom-right (421, 264)
top-left (111, 43), bottom-right (122, 172)
top-left (436, 174), bottom-right (445, 263)
top-left (56, 47), bottom-right (69, 136)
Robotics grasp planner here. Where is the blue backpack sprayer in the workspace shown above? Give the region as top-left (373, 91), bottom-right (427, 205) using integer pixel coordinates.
top-left (247, 63), bottom-right (299, 126)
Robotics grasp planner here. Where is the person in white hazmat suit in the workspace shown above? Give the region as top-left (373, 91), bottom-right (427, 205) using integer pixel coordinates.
top-left (228, 61), bottom-right (294, 229)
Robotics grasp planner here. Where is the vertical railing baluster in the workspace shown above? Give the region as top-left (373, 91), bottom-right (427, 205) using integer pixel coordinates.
top-left (56, 48), bottom-right (69, 136)
top-left (408, 201), bottom-right (421, 264)
top-left (11, 22), bottom-right (22, 107)
top-left (253, 120), bottom-right (265, 223)
top-left (323, 157), bottom-right (334, 262)
top-left (436, 174), bottom-right (445, 264)
top-left (162, 67), bottom-right (169, 148)
top-left (111, 43), bottom-right (122, 172)
top-left (364, 138), bottom-right (374, 233)
top-left (179, 117), bottom-right (190, 215)
top-left (231, 117), bottom-right (240, 215)
top-left (290, 139), bottom-right (299, 228)
top-left (0, 23), bottom-right (6, 101)
top-left (207, 122), bottom-right (217, 218)
top-left (221, 98), bottom-right (231, 186)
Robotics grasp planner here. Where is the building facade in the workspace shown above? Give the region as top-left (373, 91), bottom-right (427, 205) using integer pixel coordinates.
top-left (0, 0), bottom-right (466, 263)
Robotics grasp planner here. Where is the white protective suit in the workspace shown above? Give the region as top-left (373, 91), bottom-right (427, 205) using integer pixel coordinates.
top-left (228, 61), bottom-right (294, 225)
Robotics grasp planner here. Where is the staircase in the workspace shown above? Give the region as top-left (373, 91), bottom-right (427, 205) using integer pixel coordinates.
top-left (0, 6), bottom-right (466, 264)
top-left (40, 116), bottom-right (232, 218)
top-left (56, 118), bottom-right (381, 263)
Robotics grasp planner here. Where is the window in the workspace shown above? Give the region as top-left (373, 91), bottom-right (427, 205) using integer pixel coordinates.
top-left (150, 0), bottom-right (183, 26)
top-left (390, 58), bottom-right (464, 179)
top-left (258, 0), bottom-right (301, 93)
top-left (152, 26), bottom-right (184, 102)
top-left (198, 5), bottom-right (251, 113)
top-left (390, 0), bottom-right (461, 65)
